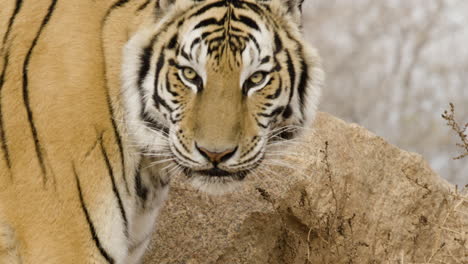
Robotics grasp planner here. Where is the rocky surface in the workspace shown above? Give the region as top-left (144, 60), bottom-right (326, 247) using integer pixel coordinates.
top-left (143, 112), bottom-right (467, 264)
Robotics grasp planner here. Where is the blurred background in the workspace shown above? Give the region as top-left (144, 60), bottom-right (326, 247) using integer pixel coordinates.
top-left (302, 0), bottom-right (467, 185)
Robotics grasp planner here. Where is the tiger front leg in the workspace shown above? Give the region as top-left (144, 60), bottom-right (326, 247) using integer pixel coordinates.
top-left (125, 156), bottom-right (170, 264)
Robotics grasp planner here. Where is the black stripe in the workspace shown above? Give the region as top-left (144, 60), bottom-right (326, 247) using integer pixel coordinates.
top-left (240, 136), bottom-right (259, 158)
top-left (136, 0), bottom-right (151, 12)
top-left (153, 51), bottom-right (173, 111)
top-left (173, 144), bottom-right (199, 164)
top-left (266, 79), bottom-right (282, 99)
top-left (297, 59), bottom-right (308, 116)
top-left (276, 129), bottom-right (295, 140)
top-left (190, 37), bottom-right (201, 49)
top-left (226, 0), bottom-right (243, 8)
top-left (0, 49), bottom-right (11, 170)
top-left (73, 165), bottom-right (115, 264)
top-left (1, 0), bottom-right (23, 51)
top-left (167, 34), bottom-right (178, 50)
top-left (134, 162), bottom-right (148, 207)
top-left (103, 0), bottom-right (130, 23)
top-left (255, 116), bottom-right (268, 129)
top-left (22, 0), bottom-right (58, 180)
top-left (201, 31), bottom-right (212, 40)
top-left (194, 16), bottom-right (225, 29)
top-left (274, 33), bottom-right (282, 54)
top-left (177, 18), bottom-right (185, 27)
top-left (176, 133), bottom-right (190, 152)
top-left (188, 1), bottom-right (226, 19)
top-left (273, 58), bottom-right (282, 72)
top-left (285, 50), bottom-right (296, 104)
top-left (154, 51), bottom-right (165, 81)
top-left (0, 0), bottom-right (23, 171)
top-left (171, 113), bottom-right (182, 124)
top-left (138, 41), bottom-right (154, 89)
top-left (260, 56), bottom-right (271, 64)
top-left (281, 31), bottom-right (310, 117)
top-left (194, 18), bottom-right (218, 29)
top-left (247, 33), bottom-right (260, 53)
top-left (136, 16), bottom-right (184, 125)
top-left (207, 36), bottom-right (224, 45)
top-left (282, 41), bottom-right (302, 122)
top-left (261, 3), bottom-right (271, 12)
top-left (180, 49), bottom-right (190, 61)
top-left (174, 72), bottom-right (202, 92)
top-left (258, 106), bottom-right (284, 118)
top-left (110, 0), bottom-right (130, 9)
top-left (282, 105), bottom-right (293, 119)
top-left (101, 0), bottom-right (131, 195)
top-left (229, 26), bottom-right (244, 33)
top-left (242, 1), bottom-right (264, 15)
top-left (166, 73), bottom-right (178, 97)
top-left (141, 112), bottom-right (169, 135)
top-left (137, 35), bottom-right (158, 121)
top-left (237, 147), bottom-right (263, 166)
top-left (106, 96), bottom-right (129, 194)
top-left (99, 139), bottom-right (128, 237)
top-left (0, 42), bottom-right (11, 169)
top-left (234, 15), bottom-right (259, 31)
top-left (201, 27), bottom-right (224, 39)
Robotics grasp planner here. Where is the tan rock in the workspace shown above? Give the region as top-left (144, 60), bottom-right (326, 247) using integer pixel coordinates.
top-left (144, 112), bottom-right (467, 264)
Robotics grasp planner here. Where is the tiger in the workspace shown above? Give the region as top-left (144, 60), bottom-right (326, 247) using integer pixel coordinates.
top-left (0, 0), bottom-right (323, 263)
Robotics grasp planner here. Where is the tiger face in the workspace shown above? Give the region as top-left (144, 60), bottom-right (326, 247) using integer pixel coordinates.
top-left (122, 0), bottom-right (323, 193)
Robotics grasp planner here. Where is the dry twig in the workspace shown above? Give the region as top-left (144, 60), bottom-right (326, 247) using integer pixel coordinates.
top-left (441, 103), bottom-right (468, 160)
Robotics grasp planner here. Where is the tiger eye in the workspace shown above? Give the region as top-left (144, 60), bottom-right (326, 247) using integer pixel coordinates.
top-left (183, 67), bottom-right (197, 80)
top-left (249, 72), bottom-right (265, 84)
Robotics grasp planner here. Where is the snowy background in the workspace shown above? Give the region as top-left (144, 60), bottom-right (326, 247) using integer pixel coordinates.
top-left (302, 0), bottom-right (468, 185)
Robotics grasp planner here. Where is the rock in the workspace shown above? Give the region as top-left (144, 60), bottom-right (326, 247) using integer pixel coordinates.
top-left (143, 112), bottom-right (467, 264)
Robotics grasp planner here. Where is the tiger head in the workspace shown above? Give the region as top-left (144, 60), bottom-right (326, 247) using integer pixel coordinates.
top-left (122, 0), bottom-right (323, 194)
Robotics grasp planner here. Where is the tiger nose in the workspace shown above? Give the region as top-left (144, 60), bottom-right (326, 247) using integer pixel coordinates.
top-left (195, 144), bottom-right (237, 164)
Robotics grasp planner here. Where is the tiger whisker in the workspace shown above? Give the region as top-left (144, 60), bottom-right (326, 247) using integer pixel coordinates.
top-left (264, 150), bottom-right (302, 156)
top-left (267, 125), bottom-right (299, 135)
top-left (143, 152), bottom-right (173, 157)
top-left (262, 160), bottom-right (297, 171)
top-left (166, 163), bottom-right (182, 175)
top-left (161, 162), bottom-right (177, 172)
top-left (169, 166), bottom-right (184, 179)
top-left (149, 158), bottom-right (176, 166)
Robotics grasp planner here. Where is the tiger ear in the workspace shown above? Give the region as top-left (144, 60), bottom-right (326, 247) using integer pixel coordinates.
top-left (157, 0), bottom-right (176, 11)
top-left (157, 0), bottom-right (202, 12)
top-left (269, 0), bottom-right (304, 25)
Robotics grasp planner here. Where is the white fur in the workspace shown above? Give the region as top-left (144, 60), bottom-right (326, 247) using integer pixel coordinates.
top-left (189, 175), bottom-right (243, 195)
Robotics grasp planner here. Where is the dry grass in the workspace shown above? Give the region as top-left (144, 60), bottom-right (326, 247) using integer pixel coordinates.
top-left (404, 186), bottom-right (468, 264)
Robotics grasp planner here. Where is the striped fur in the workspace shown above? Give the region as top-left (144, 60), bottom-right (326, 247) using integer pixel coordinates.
top-left (0, 0), bottom-right (322, 263)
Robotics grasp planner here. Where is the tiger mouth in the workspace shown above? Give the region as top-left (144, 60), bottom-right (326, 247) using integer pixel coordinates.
top-left (182, 167), bottom-right (249, 181)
